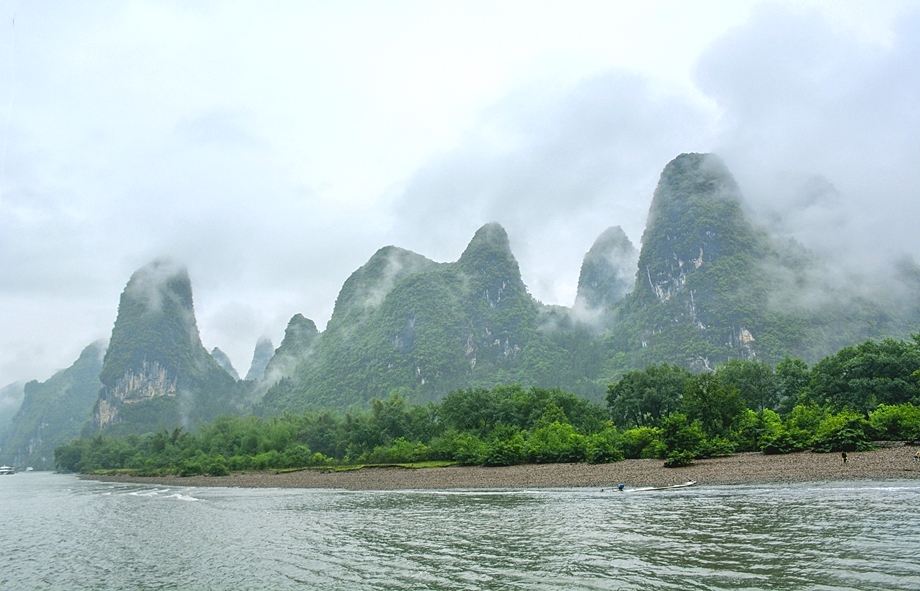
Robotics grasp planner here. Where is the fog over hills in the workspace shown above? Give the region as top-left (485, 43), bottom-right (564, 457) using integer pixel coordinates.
top-left (4, 150), bottom-right (920, 438)
top-left (0, 3), bottom-right (917, 389)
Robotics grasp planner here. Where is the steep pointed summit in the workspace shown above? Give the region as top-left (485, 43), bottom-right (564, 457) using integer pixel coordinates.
top-left (618, 153), bottom-right (773, 368)
top-left (575, 226), bottom-right (638, 311)
top-left (457, 222), bottom-right (529, 316)
top-left (244, 337), bottom-right (274, 381)
top-left (258, 314), bottom-right (318, 389)
top-left (458, 223), bottom-right (519, 277)
top-left (89, 259), bottom-right (239, 434)
top-left (637, 153), bottom-right (760, 303)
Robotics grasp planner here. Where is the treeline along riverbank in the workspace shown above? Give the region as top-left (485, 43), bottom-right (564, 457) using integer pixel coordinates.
top-left (56, 335), bottom-right (920, 477)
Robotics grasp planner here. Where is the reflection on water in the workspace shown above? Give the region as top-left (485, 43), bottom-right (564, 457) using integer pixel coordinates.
top-left (1, 473), bottom-right (918, 590)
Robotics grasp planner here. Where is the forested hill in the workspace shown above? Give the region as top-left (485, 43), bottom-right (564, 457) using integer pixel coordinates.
top-left (258, 223), bottom-right (568, 412)
top-left (85, 259), bottom-right (247, 436)
top-left (606, 153), bottom-right (920, 374)
top-left (0, 341), bottom-right (104, 469)
top-left (256, 153), bottom-right (920, 412)
top-left (7, 152), bottom-right (920, 445)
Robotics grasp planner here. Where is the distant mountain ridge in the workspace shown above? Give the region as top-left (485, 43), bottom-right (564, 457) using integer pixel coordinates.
top-left (5, 152), bottom-right (920, 445)
top-left (0, 341), bottom-right (104, 468)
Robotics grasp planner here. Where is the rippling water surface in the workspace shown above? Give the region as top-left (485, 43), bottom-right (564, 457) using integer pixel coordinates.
top-left (2, 473), bottom-right (918, 590)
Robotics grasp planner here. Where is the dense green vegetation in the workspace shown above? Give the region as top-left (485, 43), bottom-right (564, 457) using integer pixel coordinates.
top-left (256, 153), bottom-right (920, 417)
top-left (259, 224), bottom-right (608, 412)
top-left (13, 152), bottom-right (920, 453)
top-left (56, 334), bottom-right (920, 475)
top-left (0, 342), bottom-right (104, 469)
top-left (87, 260), bottom-right (249, 437)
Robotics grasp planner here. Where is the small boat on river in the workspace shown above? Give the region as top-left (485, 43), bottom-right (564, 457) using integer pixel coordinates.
top-left (628, 480), bottom-right (696, 492)
top-left (610, 480), bottom-right (697, 492)
top-left (0, 465), bottom-right (15, 475)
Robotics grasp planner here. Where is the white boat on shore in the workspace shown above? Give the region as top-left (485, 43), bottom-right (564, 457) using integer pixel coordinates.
top-left (0, 465), bottom-right (15, 475)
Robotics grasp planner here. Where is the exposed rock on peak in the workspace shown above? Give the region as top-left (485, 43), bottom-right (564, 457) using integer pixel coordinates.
top-left (89, 260), bottom-right (240, 435)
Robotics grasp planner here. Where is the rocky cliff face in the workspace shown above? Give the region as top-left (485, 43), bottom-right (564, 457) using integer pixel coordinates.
top-left (619, 153), bottom-right (770, 369)
top-left (89, 259), bottom-right (239, 434)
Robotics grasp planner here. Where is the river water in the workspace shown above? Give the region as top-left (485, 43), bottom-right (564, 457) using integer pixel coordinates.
top-left (1, 473), bottom-right (918, 590)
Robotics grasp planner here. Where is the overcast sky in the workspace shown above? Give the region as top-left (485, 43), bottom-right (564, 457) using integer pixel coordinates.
top-left (1, 0), bottom-right (917, 385)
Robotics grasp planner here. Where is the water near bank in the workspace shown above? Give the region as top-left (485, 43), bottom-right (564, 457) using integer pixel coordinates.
top-left (2, 472), bottom-right (919, 590)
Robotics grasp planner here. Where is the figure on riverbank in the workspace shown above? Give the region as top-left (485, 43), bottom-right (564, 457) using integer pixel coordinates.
top-left (841, 451), bottom-right (848, 464)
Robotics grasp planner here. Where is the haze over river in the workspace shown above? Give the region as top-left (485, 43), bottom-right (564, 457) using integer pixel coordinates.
top-left (2, 472), bottom-right (918, 590)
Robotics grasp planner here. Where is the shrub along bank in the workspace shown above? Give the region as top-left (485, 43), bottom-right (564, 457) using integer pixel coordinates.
top-left (55, 336), bottom-right (920, 476)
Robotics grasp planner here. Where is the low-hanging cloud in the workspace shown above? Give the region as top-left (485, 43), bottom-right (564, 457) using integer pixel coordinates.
top-left (391, 71), bottom-right (715, 307)
top-left (699, 4), bottom-right (920, 272)
top-left (2, 2), bottom-right (919, 389)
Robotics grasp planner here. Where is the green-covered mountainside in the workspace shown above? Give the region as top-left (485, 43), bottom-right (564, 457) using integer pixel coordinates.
top-left (86, 259), bottom-right (244, 436)
top-left (259, 225), bottom-right (569, 411)
top-left (259, 153), bottom-right (920, 412)
top-left (602, 153), bottom-right (920, 376)
top-left (0, 341), bottom-right (104, 469)
top-left (5, 152), bottom-right (919, 449)
top-left (0, 381), bottom-right (24, 435)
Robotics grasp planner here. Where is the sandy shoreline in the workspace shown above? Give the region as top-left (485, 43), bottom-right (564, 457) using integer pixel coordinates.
top-left (84, 444), bottom-right (920, 491)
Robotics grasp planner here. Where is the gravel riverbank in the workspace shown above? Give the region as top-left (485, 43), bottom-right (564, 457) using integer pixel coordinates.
top-left (84, 444), bottom-right (920, 491)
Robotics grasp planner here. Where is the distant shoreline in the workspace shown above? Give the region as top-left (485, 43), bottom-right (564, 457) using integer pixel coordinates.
top-left (83, 444), bottom-right (920, 491)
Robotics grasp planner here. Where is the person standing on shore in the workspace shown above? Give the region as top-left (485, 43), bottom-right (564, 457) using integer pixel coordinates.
top-left (841, 451), bottom-right (848, 464)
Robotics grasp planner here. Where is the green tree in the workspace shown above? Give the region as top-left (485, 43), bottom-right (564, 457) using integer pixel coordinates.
top-left (806, 338), bottom-right (920, 412)
top-left (683, 373), bottom-right (747, 438)
top-left (715, 359), bottom-right (779, 412)
top-left (658, 412), bottom-right (705, 467)
top-left (775, 357), bottom-right (809, 412)
top-left (606, 364), bottom-right (692, 427)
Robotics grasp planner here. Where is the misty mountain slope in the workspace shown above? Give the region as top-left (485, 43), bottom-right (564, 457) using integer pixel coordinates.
top-left (244, 337), bottom-right (274, 381)
top-left (60, 153), bottom-right (920, 422)
top-left (251, 314), bottom-right (319, 399)
top-left (0, 381), bottom-right (24, 437)
top-left (597, 153), bottom-right (920, 377)
top-left (325, 246), bottom-right (442, 334)
top-left (574, 225), bottom-right (639, 316)
top-left (609, 153), bottom-right (775, 370)
top-left (87, 259), bottom-right (245, 436)
top-left (0, 341), bottom-right (104, 469)
top-left (210, 347), bottom-right (240, 380)
top-left (260, 223), bottom-right (592, 411)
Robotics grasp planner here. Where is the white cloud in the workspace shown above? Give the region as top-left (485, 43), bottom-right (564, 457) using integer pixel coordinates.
top-left (0, 0), bottom-right (916, 384)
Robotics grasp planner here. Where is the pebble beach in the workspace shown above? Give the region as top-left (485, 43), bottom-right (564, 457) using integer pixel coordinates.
top-left (85, 443), bottom-right (920, 490)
